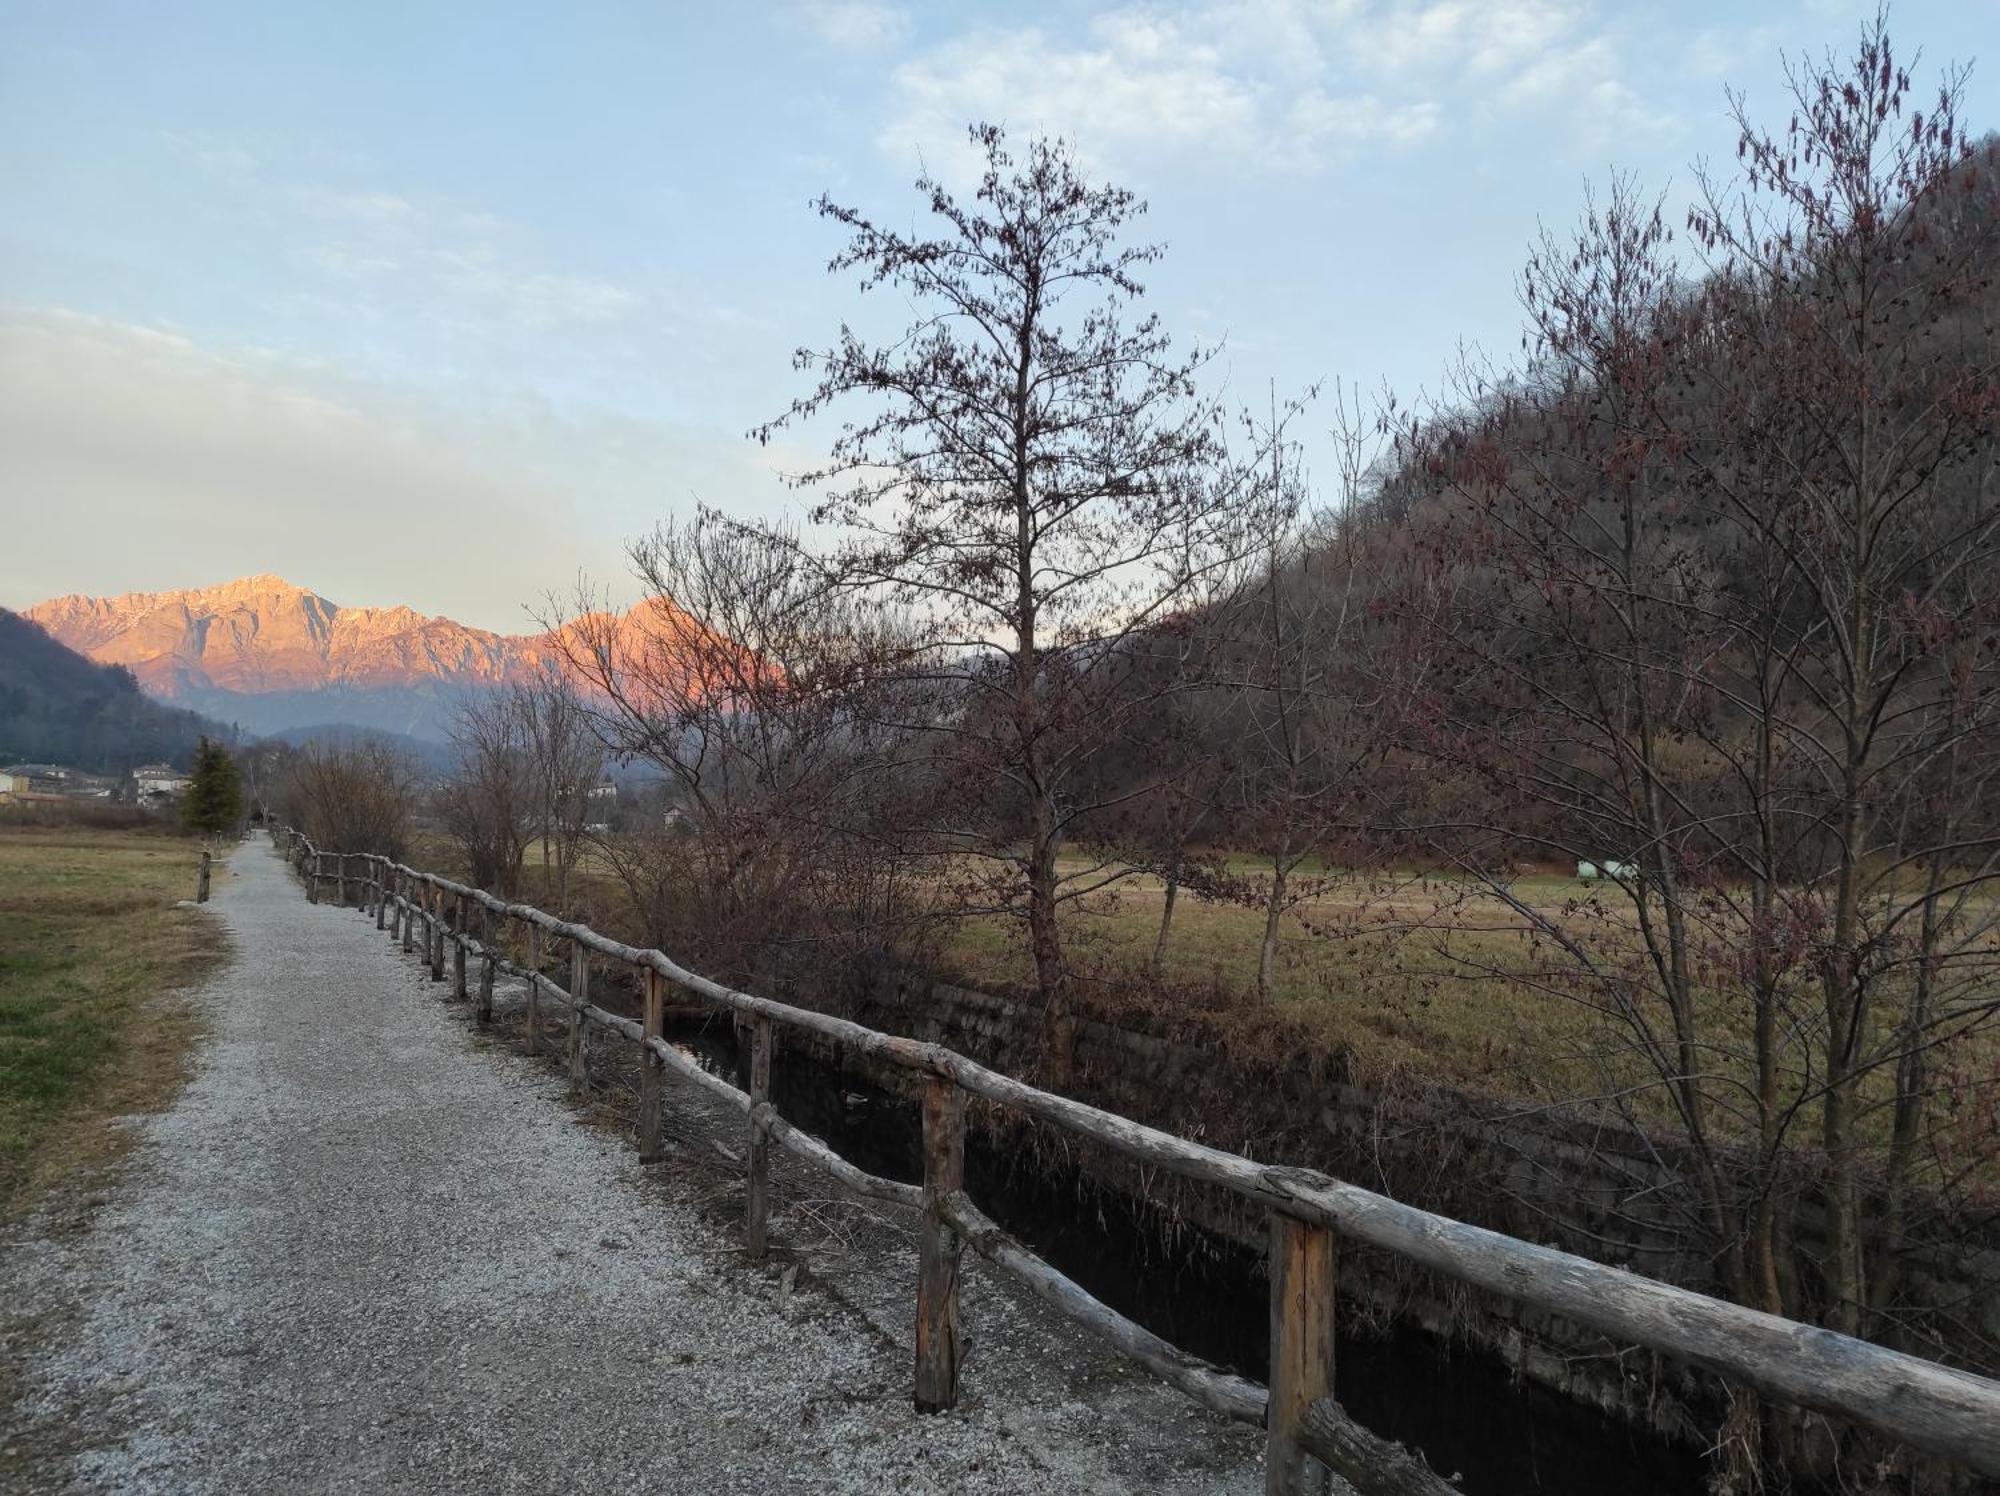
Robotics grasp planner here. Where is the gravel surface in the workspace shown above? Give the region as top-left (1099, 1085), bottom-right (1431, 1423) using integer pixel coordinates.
top-left (1, 838), bottom-right (1268, 1493)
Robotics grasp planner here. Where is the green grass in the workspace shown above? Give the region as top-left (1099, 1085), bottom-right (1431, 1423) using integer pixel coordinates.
top-left (0, 828), bottom-right (223, 1209)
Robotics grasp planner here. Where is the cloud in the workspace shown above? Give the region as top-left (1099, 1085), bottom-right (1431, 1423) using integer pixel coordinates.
top-left (879, 0), bottom-right (1676, 178)
top-left (286, 185), bottom-right (643, 334)
top-left (148, 136), bottom-right (665, 381)
top-left (883, 19), bottom-right (1269, 176)
top-left (797, 1), bottom-right (911, 52)
top-left (0, 309), bottom-right (793, 631)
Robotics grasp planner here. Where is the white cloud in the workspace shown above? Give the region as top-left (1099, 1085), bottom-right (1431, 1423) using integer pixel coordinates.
top-left (883, 18), bottom-right (1266, 177)
top-left (1287, 90), bottom-right (1439, 152)
top-left (285, 185), bottom-right (642, 333)
top-left (1347, 0), bottom-right (1581, 81)
top-left (879, 0), bottom-right (1676, 179)
top-left (797, 1), bottom-right (911, 52)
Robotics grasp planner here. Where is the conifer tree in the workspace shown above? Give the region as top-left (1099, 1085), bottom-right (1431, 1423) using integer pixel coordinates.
top-left (183, 736), bottom-right (243, 838)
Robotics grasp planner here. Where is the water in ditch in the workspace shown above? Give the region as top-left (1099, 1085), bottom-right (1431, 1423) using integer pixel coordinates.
top-left (659, 1011), bottom-right (1710, 1496)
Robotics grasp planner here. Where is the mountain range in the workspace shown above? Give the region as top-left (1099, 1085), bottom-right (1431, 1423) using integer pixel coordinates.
top-left (25, 575), bottom-right (634, 741)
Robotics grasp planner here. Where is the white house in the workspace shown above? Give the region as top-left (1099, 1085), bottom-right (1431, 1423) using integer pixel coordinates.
top-left (134, 764), bottom-right (192, 799)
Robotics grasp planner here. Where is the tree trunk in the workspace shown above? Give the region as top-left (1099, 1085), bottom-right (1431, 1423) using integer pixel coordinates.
top-left (1258, 847), bottom-right (1290, 1003)
top-left (1150, 856), bottom-right (1181, 978)
top-left (1027, 805), bottom-right (1072, 1083)
top-left (1873, 879), bottom-right (1941, 1335)
top-left (1010, 261), bottom-right (1070, 1084)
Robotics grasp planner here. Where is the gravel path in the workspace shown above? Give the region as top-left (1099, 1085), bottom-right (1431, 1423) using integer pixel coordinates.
top-left (2, 837), bottom-right (1266, 1493)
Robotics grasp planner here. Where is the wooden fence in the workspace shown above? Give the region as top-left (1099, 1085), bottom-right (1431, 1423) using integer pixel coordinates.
top-left (274, 828), bottom-right (2000, 1494)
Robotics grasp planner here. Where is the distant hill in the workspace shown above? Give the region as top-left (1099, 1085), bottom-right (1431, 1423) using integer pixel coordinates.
top-left (0, 609), bottom-right (228, 773)
top-left (24, 574), bottom-right (700, 742)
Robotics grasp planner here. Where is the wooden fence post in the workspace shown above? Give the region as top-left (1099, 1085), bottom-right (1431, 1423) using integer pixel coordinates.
top-left (429, 883), bottom-right (445, 983)
top-left (477, 905), bottom-right (496, 1024)
top-left (375, 858), bottom-right (388, 930)
top-left (337, 853), bottom-right (349, 907)
top-left (637, 967), bottom-right (665, 1162)
top-left (525, 923), bottom-right (543, 1056)
top-left (308, 851), bottom-right (321, 904)
top-left (1267, 1213), bottom-right (1337, 1496)
top-left (401, 874), bottom-right (415, 953)
top-left (746, 1017), bottom-right (773, 1257)
top-left (196, 850), bottom-right (212, 903)
top-left (915, 1075), bottom-right (965, 1413)
top-left (452, 894), bottom-right (469, 1001)
top-left (566, 941), bottom-right (589, 1097)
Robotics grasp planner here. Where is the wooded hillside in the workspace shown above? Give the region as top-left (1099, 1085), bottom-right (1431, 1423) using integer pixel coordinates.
top-left (0, 608), bottom-right (228, 772)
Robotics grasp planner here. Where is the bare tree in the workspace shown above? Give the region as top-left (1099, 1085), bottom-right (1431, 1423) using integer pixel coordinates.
top-left (1220, 389), bottom-right (1394, 1001)
top-left (275, 737), bottom-right (422, 860)
top-left (1111, 665), bottom-right (1235, 980)
top-left (436, 693), bottom-right (531, 897)
top-left (1387, 23), bottom-right (2000, 1481)
top-left (754, 123), bottom-right (1282, 1077)
top-left (549, 510), bottom-right (928, 984)
top-left (512, 666), bottom-right (600, 915)
top-left (1682, 23), bottom-right (2000, 1352)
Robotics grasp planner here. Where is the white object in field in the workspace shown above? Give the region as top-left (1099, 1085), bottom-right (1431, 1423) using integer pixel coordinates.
top-left (1577, 860), bottom-right (1637, 880)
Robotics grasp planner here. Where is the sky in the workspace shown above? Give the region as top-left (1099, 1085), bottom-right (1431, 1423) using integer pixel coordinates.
top-left (4, 0), bottom-right (1997, 635)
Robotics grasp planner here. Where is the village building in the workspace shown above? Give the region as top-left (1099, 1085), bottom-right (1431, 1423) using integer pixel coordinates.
top-left (0, 763), bottom-right (119, 801)
top-left (134, 763), bottom-right (193, 800)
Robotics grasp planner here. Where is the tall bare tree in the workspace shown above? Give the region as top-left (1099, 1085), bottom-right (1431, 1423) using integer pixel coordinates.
top-left (1220, 388), bottom-right (1394, 1001)
top-left (755, 123), bottom-right (1280, 1076)
top-left (1388, 23), bottom-right (2000, 1480)
top-left (1680, 23), bottom-right (2000, 1348)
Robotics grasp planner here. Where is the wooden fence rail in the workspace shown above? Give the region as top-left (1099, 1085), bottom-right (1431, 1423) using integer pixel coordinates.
top-left (273, 826), bottom-right (2000, 1491)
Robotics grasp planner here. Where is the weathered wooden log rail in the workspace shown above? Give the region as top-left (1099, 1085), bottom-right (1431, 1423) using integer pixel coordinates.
top-left (274, 827), bottom-right (2000, 1492)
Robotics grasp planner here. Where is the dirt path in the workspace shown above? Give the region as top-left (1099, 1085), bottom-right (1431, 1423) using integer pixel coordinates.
top-left (1, 838), bottom-right (1265, 1493)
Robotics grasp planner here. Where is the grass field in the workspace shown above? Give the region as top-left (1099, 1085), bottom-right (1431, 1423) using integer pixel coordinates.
top-left (944, 861), bottom-right (1617, 1099)
top-left (396, 829), bottom-right (1999, 1160)
top-left (942, 860), bottom-right (2000, 1172)
top-left (0, 827), bottom-right (224, 1210)
top-left (410, 831), bottom-right (1642, 1100)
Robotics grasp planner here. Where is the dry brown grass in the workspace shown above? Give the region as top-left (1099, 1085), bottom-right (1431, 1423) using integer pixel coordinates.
top-left (383, 833), bottom-right (2000, 1165)
top-left (939, 863), bottom-right (1615, 1098)
top-left (941, 861), bottom-right (2000, 1182)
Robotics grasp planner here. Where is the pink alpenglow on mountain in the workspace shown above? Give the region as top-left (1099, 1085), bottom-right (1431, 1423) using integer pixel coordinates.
top-left (25, 575), bottom-right (556, 697)
top-left (23, 575), bottom-right (699, 741)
